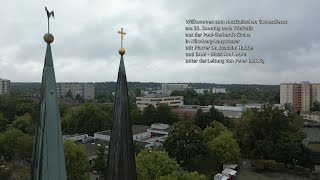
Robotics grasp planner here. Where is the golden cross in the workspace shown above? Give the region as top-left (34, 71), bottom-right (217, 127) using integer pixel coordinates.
top-left (118, 27), bottom-right (126, 48)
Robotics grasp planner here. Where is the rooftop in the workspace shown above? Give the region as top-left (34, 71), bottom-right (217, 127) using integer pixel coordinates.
top-left (96, 125), bottom-right (150, 136)
top-left (138, 94), bottom-right (182, 98)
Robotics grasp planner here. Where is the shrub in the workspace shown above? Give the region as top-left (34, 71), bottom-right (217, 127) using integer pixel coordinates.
top-left (311, 171), bottom-right (320, 180)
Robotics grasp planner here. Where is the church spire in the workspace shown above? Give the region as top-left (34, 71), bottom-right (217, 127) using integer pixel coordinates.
top-left (106, 28), bottom-right (137, 180)
top-left (30, 7), bottom-right (67, 180)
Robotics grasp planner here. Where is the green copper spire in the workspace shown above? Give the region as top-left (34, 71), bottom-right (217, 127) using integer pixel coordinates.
top-left (30, 7), bottom-right (67, 180)
top-left (107, 28), bottom-right (137, 180)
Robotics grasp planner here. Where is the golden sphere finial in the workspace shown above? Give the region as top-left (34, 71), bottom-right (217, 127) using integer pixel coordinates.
top-left (118, 48), bottom-right (125, 55)
top-left (43, 33), bottom-right (54, 44)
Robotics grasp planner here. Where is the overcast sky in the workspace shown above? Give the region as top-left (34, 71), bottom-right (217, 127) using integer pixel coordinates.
top-left (0, 0), bottom-right (319, 84)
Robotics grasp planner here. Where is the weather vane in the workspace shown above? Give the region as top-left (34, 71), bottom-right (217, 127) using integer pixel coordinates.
top-left (118, 27), bottom-right (126, 48)
top-left (45, 7), bottom-right (54, 33)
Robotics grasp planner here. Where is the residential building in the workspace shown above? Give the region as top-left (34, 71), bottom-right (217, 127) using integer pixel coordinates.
top-left (194, 88), bottom-right (210, 94)
top-left (56, 82), bottom-right (95, 99)
top-left (136, 94), bottom-right (183, 110)
top-left (212, 87), bottom-right (226, 93)
top-left (157, 83), bottom-right (188, 95)
top-left (280, 81), bottom-right (320, 112)
top-left (0, 78), bottom-right (10, 95)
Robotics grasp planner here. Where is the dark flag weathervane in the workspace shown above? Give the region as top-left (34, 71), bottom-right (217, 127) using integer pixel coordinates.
top-left (45, 7), bottom-right (54, 33)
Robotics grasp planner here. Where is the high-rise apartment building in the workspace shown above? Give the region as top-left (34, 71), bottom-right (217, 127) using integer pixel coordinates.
top-left (280, 81), bottom-right (320, 112)
top-left (0, 78), bottom-right (10, 95)
top-left (56, 82), bottom-right (95, 99)
top-left (157, 83), bottom-right (188, 95)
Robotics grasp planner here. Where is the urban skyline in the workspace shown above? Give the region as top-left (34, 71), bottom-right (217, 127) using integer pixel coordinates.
top-left (1, 0), bottom-right (319, 84)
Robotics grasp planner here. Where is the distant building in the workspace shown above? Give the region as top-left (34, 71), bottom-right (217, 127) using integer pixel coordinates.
top-left (280, 81), bottom-right (320, 112)
top-left (136, 94), bottom-right (183, 110)
top-left (212, 87), bottom-right (226, 93)
top-left (157, 83), bottom-right (188, 95)
top-left (0, 78), bottom-right (10, 95)
top-left (300, 112), bottom-right (320, 123)
top-left (194, 88), bottom-right (210, 94)
top-left (56, 82), bottom-right (95, 99)
top-left (94, 125), bottom-right (151, 142)
top-left (94, 123), bottom-right (173, 151)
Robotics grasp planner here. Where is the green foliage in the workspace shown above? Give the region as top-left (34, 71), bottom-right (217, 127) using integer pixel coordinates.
top-left (134, 141), bottom-right (146, 155)
top-left (158, 171), bottom-right (206, 180)
top-left (0, 129), bottom-right (33, 164)
top-left (133, 88), bottom-right (142, 97)
top-left (64, 141), bottom-right (90, 180)
top-left (311, 171), bottom-right (320, 180)
top-left (0, 113), bottom-right (8, 133)
top-left (206, 131), bottom-right (240, 165)
top-left (136, 150), bottom-right (181, 180)
top-left (163, 120), bottom-right (205, 166)
top-left (233, 105), bottom-right (306, 164)
top-left (9, 113), bottom-right (35, 135)
top-left (202, 121), bottom-right (227, 141)
top-left (312, 101), bottom-right (320, 111)
top-left (134, 104), bottom-right (180, 126)
top-left (94, 144), bottom-right (107, 174)
top-left (0, 95), bottom-right (38, 122)
top-left (62, 102), bottom-right (111, 135)
top-left (65, 90), bottom-right (73, 99)
top-left (194, 107), bottom-right (229, 130)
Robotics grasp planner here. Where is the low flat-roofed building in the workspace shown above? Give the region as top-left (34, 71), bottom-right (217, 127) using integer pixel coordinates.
top-left (301, 112), bottom-right (320, 123)
top-left (214, 173), bottom-right (230, 180)
top-left (147, 123), bottom-right (174, 137)
top-left (94, 125), bottom-right (151, 141)
top-left (136, 94), bottom-right (183, 110)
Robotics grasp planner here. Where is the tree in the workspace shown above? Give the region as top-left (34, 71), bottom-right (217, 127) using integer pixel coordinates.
top-left (133, 88), bottom-right (142, 97)
top-left (15, 134), bottom-right (33, 161)
top-left (9, 113), bottom-right (35, 135)
top-left (75, 94), bottom-right (85, 103)
top-left (163, 120), bottom-right (205, 167)
top-left (64, 141), bottom-right (90, 180)
top-left (65, 90), bottom-right (73, 99)
top-left (206, 131), bottom-right (240, 171)
top-left (136, 150), bottom-right (181, 180)
top-left (202, 121), bottom-right (227, 141)
top-left (134, 141), bottom-right (146, 155)
top-left (0, 113), bottom-right (8, 133)
top-left (62, 102), bottom-right (111, 135)
top-left (312, 101), bottom-right (320, 111)
top-left (94, 144), bottom-right (107, 174)
top-left (233, 105), bottom-right (306, 164)
top-left (141, 105), bottom-right (156, 125)
top-left (195, 107), bottom-right (227, 130)
top-left (0, 129), bottom-right (25, 162)
top-left (154, 104), bottom-right (179, 125)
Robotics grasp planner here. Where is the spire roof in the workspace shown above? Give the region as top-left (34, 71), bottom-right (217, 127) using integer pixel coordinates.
top-left (107, 40), bottom-right (137, 179)
top-left (30, 37), bottom-right (67, 179)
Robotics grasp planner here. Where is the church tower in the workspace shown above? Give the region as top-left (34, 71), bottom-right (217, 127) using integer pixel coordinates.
top-left (106, 28), bottom-right (138, 180)
top-left (30, 7), bottom-right (67, 180)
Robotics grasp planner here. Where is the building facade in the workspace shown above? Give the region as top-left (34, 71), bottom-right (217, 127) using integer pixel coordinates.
top-left (136, 94), bottom-right (183, 110)
top-left (212, 87), bottom-right (226, 93)
top-left (0, 78), bottom-right (10, 95)
top-left (280, 81), bottom-right (320, 112)
top-left (56, 82), bottom-right (95, 99)
top-left (157, 83), bottom-right (188, 95)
